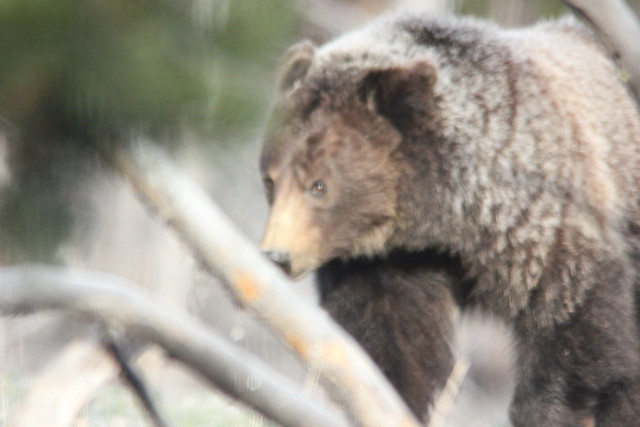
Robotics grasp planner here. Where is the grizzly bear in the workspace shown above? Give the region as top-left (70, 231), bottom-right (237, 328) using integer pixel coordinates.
top-left (260, 13), bottom-right (640, 426)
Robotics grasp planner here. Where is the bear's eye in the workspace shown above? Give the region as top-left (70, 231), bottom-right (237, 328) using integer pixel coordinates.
top-left (310, 180), bottom-right (327, 197)
top-left (263, 177), bottom-right (275, 204)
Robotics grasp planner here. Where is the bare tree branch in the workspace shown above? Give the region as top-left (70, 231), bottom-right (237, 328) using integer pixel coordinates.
top-left (0, 265), bottom-right (348, 427)
top-left (113, 142), bottom-right (420, 427)
top-left (105, 338), bottom-right (172, 427)
top-left (563, 0), bottom-right (640, 101)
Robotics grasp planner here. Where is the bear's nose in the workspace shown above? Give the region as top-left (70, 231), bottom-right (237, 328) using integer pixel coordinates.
top-left (263, 250), bottom-right (291, 275)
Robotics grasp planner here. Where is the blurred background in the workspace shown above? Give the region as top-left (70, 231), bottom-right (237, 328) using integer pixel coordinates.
top-left (1, 0), bottom-right (639, 425)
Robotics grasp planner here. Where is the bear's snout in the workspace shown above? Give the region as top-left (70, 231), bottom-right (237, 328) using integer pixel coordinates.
top-left (264, 250), bottom-right (292, 275)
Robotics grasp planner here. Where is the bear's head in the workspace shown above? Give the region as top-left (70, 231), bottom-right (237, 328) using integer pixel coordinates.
top-left (259, 41), bottom-right (439, 278)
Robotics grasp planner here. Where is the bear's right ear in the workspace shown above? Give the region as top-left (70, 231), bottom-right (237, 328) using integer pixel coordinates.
top-left (358, 60), bottom-right (438, 128)
top-left (277, 41), bottom-right (316, 94)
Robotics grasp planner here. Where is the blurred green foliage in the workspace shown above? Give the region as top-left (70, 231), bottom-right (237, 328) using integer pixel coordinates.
top-left (0, 0), bottom-right (298, 142)
top-left (0, 0), bottom-right (299, 262)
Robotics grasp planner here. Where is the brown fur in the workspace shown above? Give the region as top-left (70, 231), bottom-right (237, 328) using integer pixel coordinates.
top-left (261, 13), bottom-right (640, 426)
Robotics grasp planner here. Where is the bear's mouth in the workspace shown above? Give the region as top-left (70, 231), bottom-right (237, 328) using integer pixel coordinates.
top-left (262, 249), bottom-right (318, 281)
top-left (289, 268), bottom-right (312, 281)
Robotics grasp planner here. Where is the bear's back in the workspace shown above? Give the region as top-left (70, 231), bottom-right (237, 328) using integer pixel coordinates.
top-left (513, 20), bottom-right (640, 232)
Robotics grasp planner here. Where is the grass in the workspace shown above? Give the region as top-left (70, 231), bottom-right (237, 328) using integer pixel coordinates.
top-left (2, 370), bottom-right (277, 427)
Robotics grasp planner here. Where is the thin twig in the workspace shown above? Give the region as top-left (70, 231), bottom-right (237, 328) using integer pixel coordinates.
top-left (105, 338), bottom-right (171, 427)
top-left (428, 358), bottom-right (470, 427)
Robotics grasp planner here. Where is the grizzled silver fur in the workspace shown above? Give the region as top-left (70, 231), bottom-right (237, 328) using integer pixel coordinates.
top-left (306, 15), bottom-right (640, 325)
top-left (261, 13), bottom-right (640, 426)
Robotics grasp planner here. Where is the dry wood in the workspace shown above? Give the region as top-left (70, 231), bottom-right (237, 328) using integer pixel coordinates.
top-left (0, 265), bottom-right (348, 427)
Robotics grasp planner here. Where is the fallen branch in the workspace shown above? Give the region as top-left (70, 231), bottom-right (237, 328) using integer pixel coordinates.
top-left (563, 0), bottom-right (640, 101)
top-left (0, 265), bottom-right (348, 427)
top-left (114, 142), bottom-right (420, 427)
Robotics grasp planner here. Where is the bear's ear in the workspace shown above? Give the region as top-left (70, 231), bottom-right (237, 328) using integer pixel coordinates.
top-left (358, 60), bottom-right (437, 128)
top-left (277, 41), bottom-right (316, 94)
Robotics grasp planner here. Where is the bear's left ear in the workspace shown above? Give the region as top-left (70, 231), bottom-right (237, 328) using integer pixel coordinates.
top-left (358, 60), bottom-right (438, 128)
top-left (277, 41), bottom-right (316, 94)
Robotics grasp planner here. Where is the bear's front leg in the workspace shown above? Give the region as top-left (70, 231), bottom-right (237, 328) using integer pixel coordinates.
top-left (510, 258), bottom-right (640, 427)
top-left (316, 250), bottom-right (463, 421)
top-left (510, 329), bottom-right (599, 427)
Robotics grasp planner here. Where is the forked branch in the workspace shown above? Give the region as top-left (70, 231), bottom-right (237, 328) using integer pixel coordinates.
top-left (0, 265), bottom-right (347, 427)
